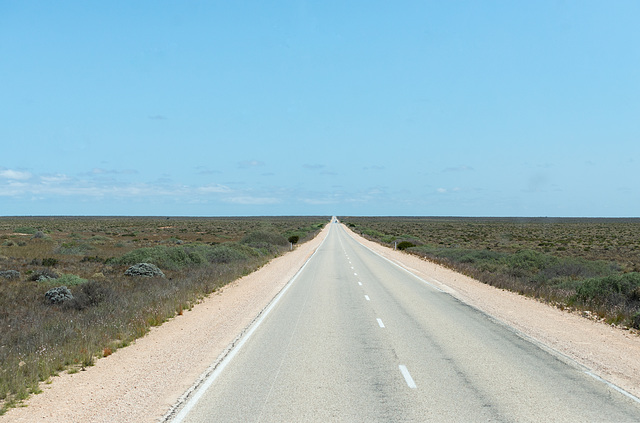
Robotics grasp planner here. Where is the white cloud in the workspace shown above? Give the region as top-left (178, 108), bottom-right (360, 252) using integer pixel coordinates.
top-left (0, 169), bottom-right (32, 180)
top-left (198, 184), bottom-right (231, 194)
top-left (40, 174), bottom-right (70, 184)
top-left (89, 168), bottom-right (138, 175)
top-left (437, 187), bottom-right (462, 194)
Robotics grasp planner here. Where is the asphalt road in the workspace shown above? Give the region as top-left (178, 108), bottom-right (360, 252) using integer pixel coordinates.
top-left (172, 221), bottom-right (640, 422)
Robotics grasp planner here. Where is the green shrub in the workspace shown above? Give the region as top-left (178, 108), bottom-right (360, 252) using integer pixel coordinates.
top-left (241, 231), bottom-right (288, 248)
top-left (506, 250), bottom-right (555, 278)
top-left (56, 242), bottom-right (94, 255)
top-left (42, 258), bottom-right (59, 267)
top-left (115, 243), bottom-right (256, 269)
top-left (381, 235), bottom-right (396, 243)
top-left (397, 241), bottom-right (416, 250)
top-left (575, 273), bottom-right (640, 306)
top-left (14, 226), bottom-right (37, 235)
top-left (30, 269), bottom-right (59, 281)
top-left (55, 274), bottom-right (88, 286)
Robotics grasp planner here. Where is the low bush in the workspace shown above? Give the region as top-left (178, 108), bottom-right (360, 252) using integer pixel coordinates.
top-left (54, 274), bottom-right (88, 287)
top-left (30, 269), bottom-right (59, 282)
top-left (288, 235), bottom-right (300, 244)
top-left (241, 231), bottom-right (288, 248)
top-left (56, 242), bottom-right (94, 255)
top-left (42, 258), bottom-right (58, 267)
top-left (32, 231), bottom-right (47, 239)
top-left (0, 270), bottom-right (20, 280)
top-left (44, 286), bottom-right (73, 304)
top-left (114, 243), bottom-right (258, 270)
top-left (575, 273), bottom-right (640, 308)
top-left (14, 227), bottom-right (37, 235)
top-left (396, 241), bottom-right (416, 250)
top-left (63, 280), bottom-right (113, 310)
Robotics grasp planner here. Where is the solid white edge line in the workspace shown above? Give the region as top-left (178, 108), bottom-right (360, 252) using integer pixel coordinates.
top-left (399, 365), bottom-right (417, 389)
top-left (376, 318), bottom-right (385, 328)
top-left (585, 371), bottom-right (640, 404)
top-left (167, 224), bottom-right (331, 423)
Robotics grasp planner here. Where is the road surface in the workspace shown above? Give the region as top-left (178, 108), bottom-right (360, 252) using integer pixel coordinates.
top-left (171, 221), bottom-right (640, 422)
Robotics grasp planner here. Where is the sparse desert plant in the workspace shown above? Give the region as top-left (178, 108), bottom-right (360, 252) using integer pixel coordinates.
top-left (44, 286), bottom-right (73, 304)
top-left (14, 226), bottom-right (37, 235)
top-left (396, 241), bottom-right (415, 250)
top-left (0, 270), bottom-right (20, 280)
top-left (241, 231), bottom-right (288, 248)
top-left (64, 280), bottom-right (113, 310)
top-left (124, 263), bottom-right (165, 278)
top-left (42, 257), bottom-right (59, 267)
top-left (30, 268), bottom-right (59, 281)
top-left (288, 235), bottom-right (300, 245)
top-left (55, 274), bottom-right (88, 286)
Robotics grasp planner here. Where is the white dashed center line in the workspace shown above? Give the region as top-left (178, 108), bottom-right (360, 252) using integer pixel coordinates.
top-left (365, 295), bottom-right (370, 301)
top-left (376, 318), bottom-right (385, 328)
top-left (399, 365), bottom-right (417, 389)
top-left (358, 281), bottom-right (362, 286)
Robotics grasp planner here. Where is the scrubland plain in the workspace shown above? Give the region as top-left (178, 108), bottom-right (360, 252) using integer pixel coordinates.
top-left (0, 216), bottom-right (327, 414)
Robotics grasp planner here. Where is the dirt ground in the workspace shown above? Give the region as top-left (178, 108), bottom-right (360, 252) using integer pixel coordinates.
top-left (4, 223), bottom-right (640, 422)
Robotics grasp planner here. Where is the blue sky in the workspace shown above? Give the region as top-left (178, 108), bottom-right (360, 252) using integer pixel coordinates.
top-left (1, 1), bottom-right (638, 217)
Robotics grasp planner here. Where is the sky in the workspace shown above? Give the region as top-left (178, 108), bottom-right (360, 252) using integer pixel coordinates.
top-left (1, 1), bottom-right (639, 217)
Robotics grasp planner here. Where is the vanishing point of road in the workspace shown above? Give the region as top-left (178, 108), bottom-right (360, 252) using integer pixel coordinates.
top-left (170, 220), bottom-right (640, 422)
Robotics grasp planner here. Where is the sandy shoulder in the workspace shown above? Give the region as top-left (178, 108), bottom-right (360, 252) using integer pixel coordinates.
top-left (3, 225), bottom-right (330, 423)
top-left (346, 227), bottom-right (640, 400)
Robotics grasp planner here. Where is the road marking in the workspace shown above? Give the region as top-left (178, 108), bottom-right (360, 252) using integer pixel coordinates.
top-left (167, 229), bottom-right (329, 423)
top-left (351, 266), bottom-right (354, 269)
top-left (399, 365), bottom-right (417, 389)
top-left (358, 281), bottom-right (362, 286)
top-left (348, 235), bottom-right (444, 293)
top-left (377, 318), bottom-right (385, 328)
top-left (354, 272), bottom-right (358, 276)
top-left (585, 371), bottom-right (640, 404)
top-left (365, 295), bottom-right (370, 301)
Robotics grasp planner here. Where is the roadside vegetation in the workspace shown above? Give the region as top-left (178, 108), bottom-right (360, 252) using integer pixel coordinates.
top-left (0, 216), bottom-right (327, 414)
top-left (340, 216), bottom-right (640, 331)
